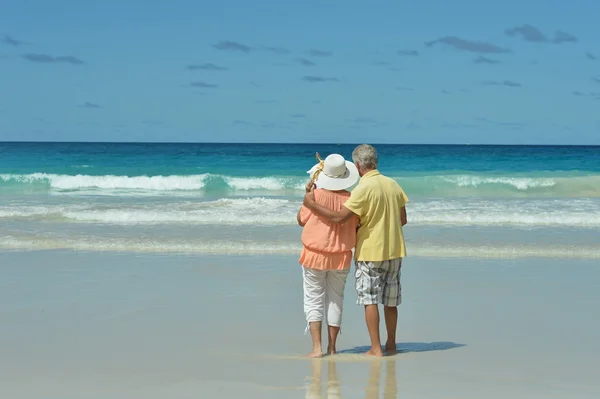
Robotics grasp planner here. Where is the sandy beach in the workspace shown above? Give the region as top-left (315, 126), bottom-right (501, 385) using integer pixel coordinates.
top-left (1, 250), bottom-right (598, 398)
top-left (2, 0), bottom-right (600, 392)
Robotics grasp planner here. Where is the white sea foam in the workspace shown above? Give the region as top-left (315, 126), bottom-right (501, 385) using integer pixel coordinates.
top-left (409, 198), bottom-right (600, 227)
top-left (409, 244), bottom-right (600, 259)
top-left (224, 176), bottom-right (287, 191)
top-left (0, 173), bottom-right (306, 195)
top-left (2, 173), bottom-right (600, 197)
top-left (62, 209), bottom-right (295, 225)
top-left (51, 173), bottom-right (209, 191)
top-left (440, 175), bottom-right (556, 190)
top-left (1, 235), bottom-right (599, 259)
top-left (0, 198), bottom-right (298, 225)
top-left (0, 236), bottom-right (302, 254)
top-left (214, 197), bottom-right (292, 208)
top-left (0, 173), bottom-right (210, 191)
top-left (2, 198), bottom-right (600, 227)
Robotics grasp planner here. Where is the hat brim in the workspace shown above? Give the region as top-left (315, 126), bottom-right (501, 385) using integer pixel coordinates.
top-left (306, 161), bottom-right (359, 191)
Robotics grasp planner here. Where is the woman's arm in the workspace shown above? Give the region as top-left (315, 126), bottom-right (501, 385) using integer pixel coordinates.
top-left (297, 207), bottom-right (307, 226)
top-left (298, 180), bottom-right (317, 227)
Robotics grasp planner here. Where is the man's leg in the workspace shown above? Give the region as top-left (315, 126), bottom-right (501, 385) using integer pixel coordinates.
top-left (382, 259), bottom-right (402, 354)
top-left (364, 304), bottom-right (383, 356)
top-left (383, 306), bottom-right (398, 353)
top-left (355, 261), bottom-right (384, 357)
top-left (303, 267), bottom-right (326, 357)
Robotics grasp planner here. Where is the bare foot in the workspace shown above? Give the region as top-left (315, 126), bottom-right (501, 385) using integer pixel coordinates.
top-left (365, 347), bottom-right (384, 357)
top-left (327, 346), bottom-right (337, 355)
top-left (385, 343), bottom-right (397, 355)
top-left (308, 350), bottom-right (323, 358)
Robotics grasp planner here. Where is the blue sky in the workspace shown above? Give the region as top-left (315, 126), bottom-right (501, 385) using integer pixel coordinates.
top-left (1, 0), bottom-right (599, 144)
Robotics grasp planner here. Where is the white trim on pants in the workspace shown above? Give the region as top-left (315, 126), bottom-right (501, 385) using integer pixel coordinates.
top-left (302, 266), bottom-right (350, 333)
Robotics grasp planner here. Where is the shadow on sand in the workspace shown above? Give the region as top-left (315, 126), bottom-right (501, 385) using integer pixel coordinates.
top-left (336, 341), bottom-right (465, 356)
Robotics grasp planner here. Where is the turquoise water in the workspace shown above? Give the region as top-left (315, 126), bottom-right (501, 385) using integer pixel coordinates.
top-left (1, 143), bottom-right (600, 197)
top-left (1, 142), bottom-right (599, 257)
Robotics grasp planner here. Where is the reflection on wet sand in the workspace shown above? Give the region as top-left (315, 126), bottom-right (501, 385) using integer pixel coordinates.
top-left (305, 358), bottom-right (398, 398)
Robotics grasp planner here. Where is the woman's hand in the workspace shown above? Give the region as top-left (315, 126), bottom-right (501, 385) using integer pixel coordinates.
top-left (303, 184), bottom-right (317, 209)
top-left (305, 179), bottom-right (316, 193)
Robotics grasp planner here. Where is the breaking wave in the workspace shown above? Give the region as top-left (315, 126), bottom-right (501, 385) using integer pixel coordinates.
top-left (1, 172), bottom-right (600, 197)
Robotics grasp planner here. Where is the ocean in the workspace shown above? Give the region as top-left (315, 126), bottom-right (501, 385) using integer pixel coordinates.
top-left (1, 142), bottom-right (599, 258)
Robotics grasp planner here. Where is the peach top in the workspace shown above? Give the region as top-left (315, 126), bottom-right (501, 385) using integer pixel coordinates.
top-left (298, 189), bottom-right (359, 270)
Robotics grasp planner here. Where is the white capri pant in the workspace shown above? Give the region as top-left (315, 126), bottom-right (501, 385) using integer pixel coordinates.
top-left (302, 266), bottom-right (350, 331)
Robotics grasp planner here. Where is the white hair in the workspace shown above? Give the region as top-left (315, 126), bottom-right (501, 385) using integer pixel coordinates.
top-left (352, 144), bottom-right (378, 170)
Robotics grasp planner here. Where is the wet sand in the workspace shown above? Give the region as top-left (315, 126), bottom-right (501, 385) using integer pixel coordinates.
top-left (1, 251), bottom-right (599, 398)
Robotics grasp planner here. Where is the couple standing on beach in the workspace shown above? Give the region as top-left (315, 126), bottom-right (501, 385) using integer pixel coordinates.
top-left (298, 144), bottom-right (409, 357)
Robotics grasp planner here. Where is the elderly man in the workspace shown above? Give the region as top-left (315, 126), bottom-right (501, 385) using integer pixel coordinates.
top-left (303, 144), bottom-right (408, 356)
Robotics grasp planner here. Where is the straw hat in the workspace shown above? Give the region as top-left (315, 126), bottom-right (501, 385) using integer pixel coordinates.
top-left (306, 153), bottom-right (359, 191)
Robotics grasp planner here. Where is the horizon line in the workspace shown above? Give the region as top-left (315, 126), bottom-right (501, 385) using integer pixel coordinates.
top-left (0, 140), bottom-right (599, 147)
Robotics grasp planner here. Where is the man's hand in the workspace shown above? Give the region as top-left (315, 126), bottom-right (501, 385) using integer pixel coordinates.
top-left (303, 185), bottom-right (316, 209)
top-left (400, 206), bottom-right (407, 226)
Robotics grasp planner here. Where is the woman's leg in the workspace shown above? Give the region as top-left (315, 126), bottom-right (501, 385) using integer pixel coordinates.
top-left (325, 268), bottom-right (350, 355)
top-left (303, 267), bottom-right (326, 357)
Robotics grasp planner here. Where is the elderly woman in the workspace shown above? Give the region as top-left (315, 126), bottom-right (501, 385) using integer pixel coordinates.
top-left (297, 153), bottom-right (359, 357)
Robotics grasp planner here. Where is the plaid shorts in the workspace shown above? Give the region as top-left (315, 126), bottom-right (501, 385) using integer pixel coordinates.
top-left (354, 258), bottom-right (402, 306)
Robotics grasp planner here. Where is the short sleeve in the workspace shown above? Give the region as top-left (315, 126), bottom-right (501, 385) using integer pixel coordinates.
top-left (299, 205), bottom-right (312, 224)
top-left (343, 185), bottom-right (367, 217)
top-left (399, 188), bottom-right (409, 207)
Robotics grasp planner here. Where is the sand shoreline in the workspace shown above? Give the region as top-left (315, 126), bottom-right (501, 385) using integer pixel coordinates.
top-left (1, 250), bottom-right (599, 398)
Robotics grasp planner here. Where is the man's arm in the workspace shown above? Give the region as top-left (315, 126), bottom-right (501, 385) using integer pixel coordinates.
top-left (400, 206), bottom-right (407, 226)
top-left (303, 188), bottom-right (356, 223)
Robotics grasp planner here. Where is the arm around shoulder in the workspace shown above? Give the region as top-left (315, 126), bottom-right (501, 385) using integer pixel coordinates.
top-left (305, 201), bottom-right (355, 223)
top-left (335, 205), bottom-right (357, 224)
top-left (303, 188), bottom-right (356, 224)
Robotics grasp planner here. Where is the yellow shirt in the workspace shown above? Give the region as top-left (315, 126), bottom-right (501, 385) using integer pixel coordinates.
top-left (343, 170), bottom-right (409, 261)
